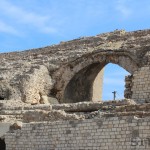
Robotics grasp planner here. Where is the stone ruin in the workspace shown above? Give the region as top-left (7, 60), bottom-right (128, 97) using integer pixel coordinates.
top-left (1, 29), bottom-right (150, 149)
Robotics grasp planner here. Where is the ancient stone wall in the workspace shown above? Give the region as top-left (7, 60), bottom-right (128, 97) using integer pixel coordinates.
top-left (1, 29), bottom-right (150, 150)
top-left (5, 116), bottom-right (150, 150)
top-left (0, 29), bottom-right (150, 103)
top-left (132, 66), bottom-right (150, 103)
top-left (124, 75), bottom-right (133, 99)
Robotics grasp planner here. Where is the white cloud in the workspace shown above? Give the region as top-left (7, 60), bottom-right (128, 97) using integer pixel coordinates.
top-left (0, 20), bottom-right (19, 35)
top-left (0, 0), bottom-right (57, 34)
top-left (116, 0), bottom-right (132, 18)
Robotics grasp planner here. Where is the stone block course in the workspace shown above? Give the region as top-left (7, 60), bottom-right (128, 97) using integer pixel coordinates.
top-left (4, 116), bottom-right (150, 150)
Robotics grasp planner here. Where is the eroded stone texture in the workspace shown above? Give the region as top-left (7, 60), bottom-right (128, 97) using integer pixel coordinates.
top-left (124, 75), bottom-right (133, 99)
top-left (1, 29), bottom-right (150, 104)
top-left (2, 97), bottom-right (150, 150)
top-left (21, 65), bottom-right (53, 104)
top-left (23, 110), bottom-right (84, 123)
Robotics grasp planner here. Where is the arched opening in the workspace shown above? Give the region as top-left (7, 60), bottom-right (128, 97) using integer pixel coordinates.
top-left (63, 62), bottom-right (133, 103)
top-left (62, 54), bottom-right (137, 103)
top-left (0, 138), bottom-right (6, 150)
top-left (63, 62), bottom-right (105, 103)
top-left (102, 63), bottom-right (130, 101)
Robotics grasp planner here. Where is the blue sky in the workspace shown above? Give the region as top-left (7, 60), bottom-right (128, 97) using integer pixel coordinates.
top-left (0, 0), bottom-right (149, 100)
top-left (103, 64), bottom-right (129, 100)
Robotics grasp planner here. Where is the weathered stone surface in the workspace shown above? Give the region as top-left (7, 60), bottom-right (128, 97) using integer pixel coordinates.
top-left (0, 99), bottom-right (140, 123)
top-left (23, 110), bottom-right (84, 123)
top-left (1, 29), bottom-right (150, 104)
top-left (0, 123), bottom-right (10, 138)
top-left (5, 116), bottom-right (150, 150)
top-left (10, 121), bottom-right (22, 130)
top-left (124, 75), bottom-right (133, 99)
top-left (2, 29), bottom-right (150, 149)
top-left (39, 95), bottom-right (59, 104)
top-left (52, 99), bottom-right (136, 112)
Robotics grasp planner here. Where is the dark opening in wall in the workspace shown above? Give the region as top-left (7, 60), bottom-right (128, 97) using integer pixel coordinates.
top-left (0, 88), bottom-right (11, 100)
top-left (0, 139), bottom-right (6, 150)
top-left (0, 96), bottom-right (5, 100)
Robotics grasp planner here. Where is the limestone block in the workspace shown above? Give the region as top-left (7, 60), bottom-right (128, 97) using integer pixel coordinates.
top-left (0, 123), bottom-right (11, 137)
top-left (10, 121), bottom-right (22, 130)
top-left (40, 95), bottom-right (59, 104)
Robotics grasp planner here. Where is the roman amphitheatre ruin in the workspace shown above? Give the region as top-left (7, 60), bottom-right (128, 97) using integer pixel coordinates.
top-left (0, 29), bottom-right (150, 149)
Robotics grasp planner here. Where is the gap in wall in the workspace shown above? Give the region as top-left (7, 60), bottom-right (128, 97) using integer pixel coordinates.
top-left (102, 63), bottom-right (130, 101)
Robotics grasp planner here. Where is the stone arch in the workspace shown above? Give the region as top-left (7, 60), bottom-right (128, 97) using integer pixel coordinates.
top-left (63, 62), bottom-right (105, 103)
top-left (54, 51), bottom-right (139, 103)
